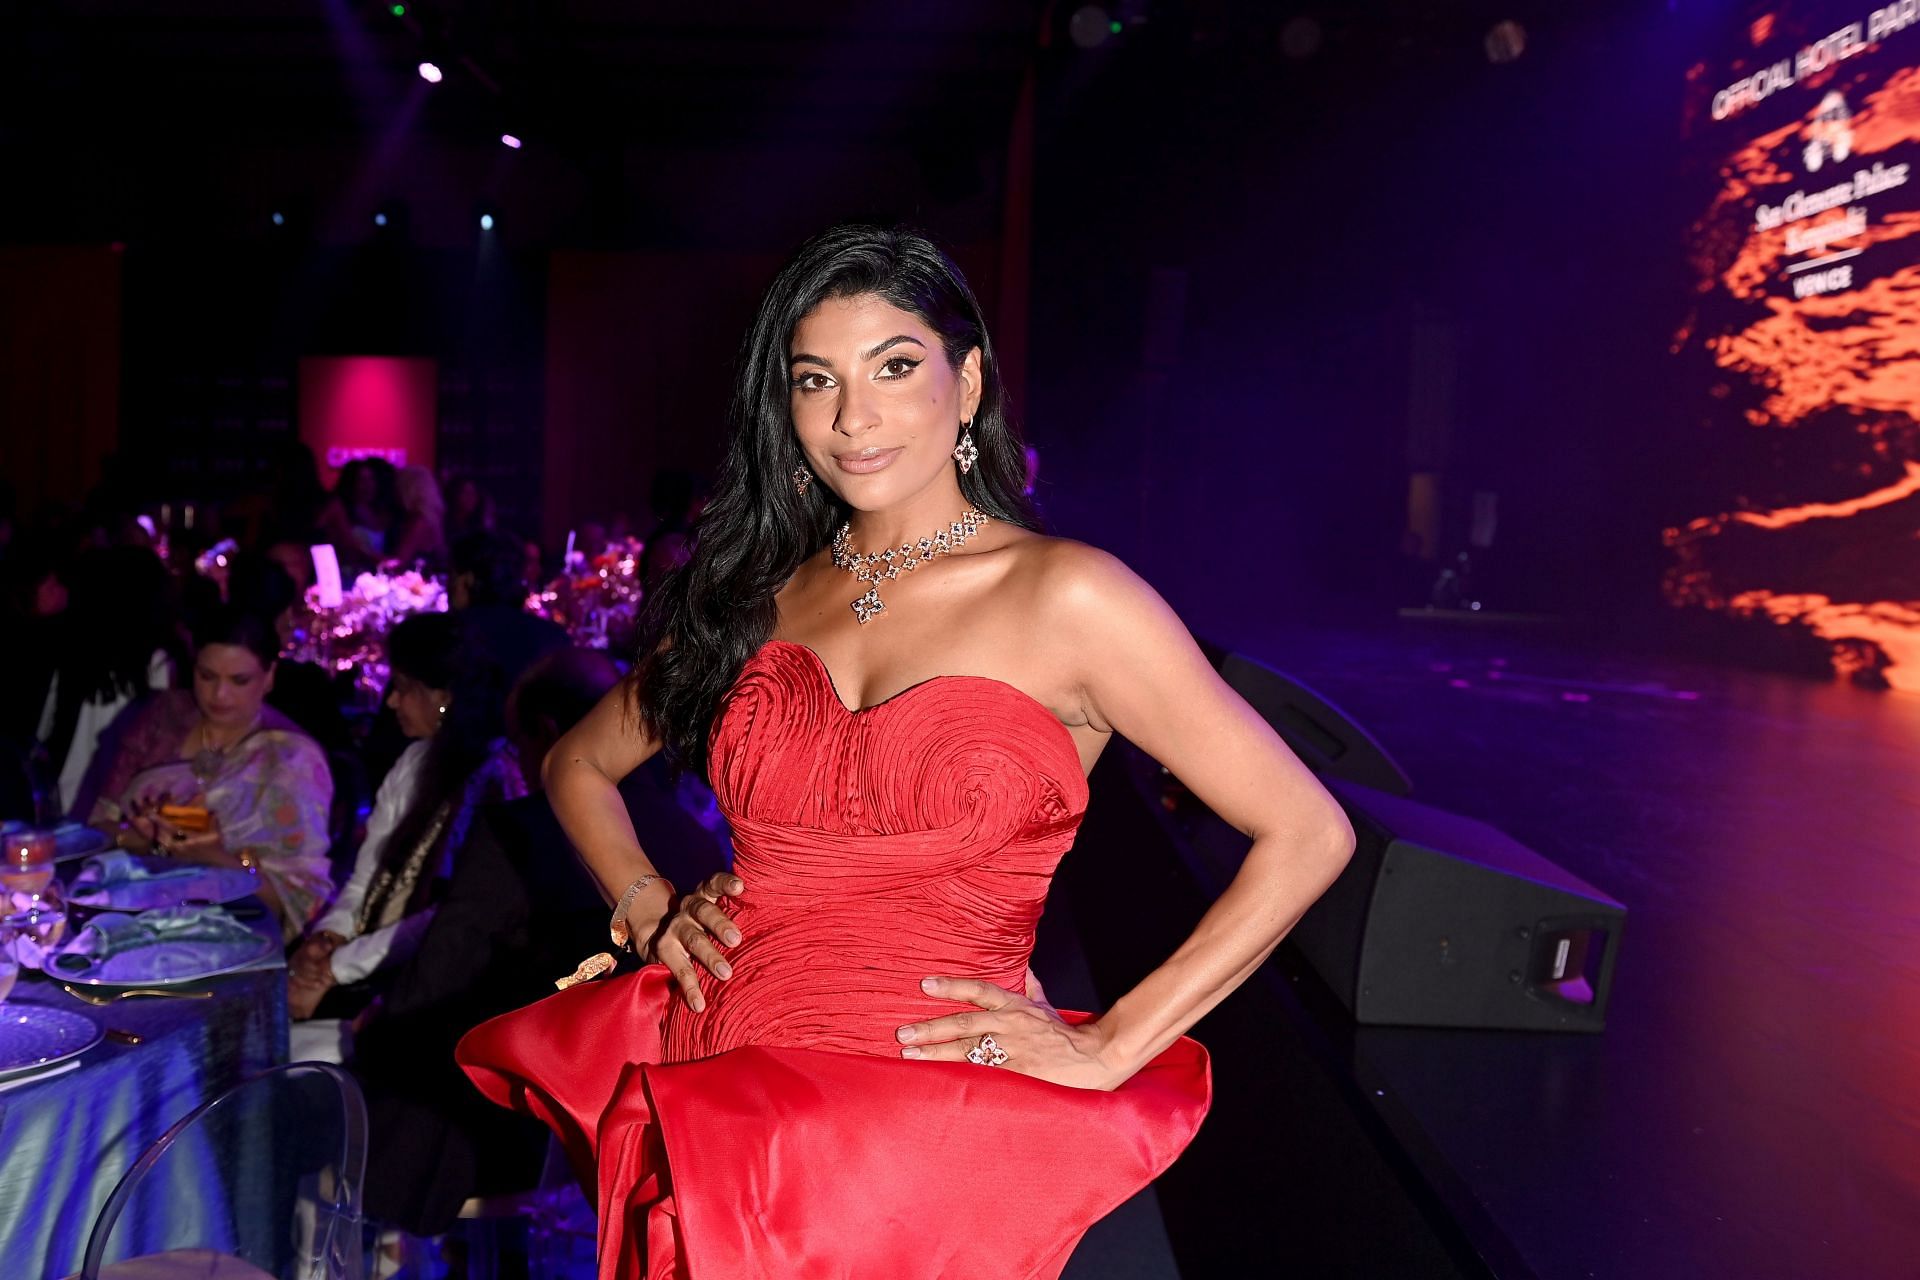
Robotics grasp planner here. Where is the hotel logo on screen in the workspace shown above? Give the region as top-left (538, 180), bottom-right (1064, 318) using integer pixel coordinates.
top-left (1711, 7), bottom-right (1918, 119)
top-left (1670, 1), bottom-right (1920, 691)
top-left (1704, 9), bottom-right (1919, 298)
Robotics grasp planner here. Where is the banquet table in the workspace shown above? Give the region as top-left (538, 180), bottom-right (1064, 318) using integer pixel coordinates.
top-left (0, 913), bottom-right (287, 1279)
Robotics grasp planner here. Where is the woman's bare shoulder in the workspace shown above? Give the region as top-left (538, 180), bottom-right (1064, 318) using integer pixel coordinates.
top-left (983, 534), bottom-right (1173, 653)
top-left (999, 534), bottom-right (1153, 604)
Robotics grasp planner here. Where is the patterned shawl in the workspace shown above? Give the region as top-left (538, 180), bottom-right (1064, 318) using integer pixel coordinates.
top-left (90, 690), bottom-right (335, 938)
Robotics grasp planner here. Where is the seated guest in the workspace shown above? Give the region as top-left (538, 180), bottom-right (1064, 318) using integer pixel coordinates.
top-left (315, 458), bottom-right (397, 573)
top-left (388, 465), bottom-right (448, 570)
top-left (639, 468), bottom-right (709, 592)
top-left (449, 528), bottom-right (568, 662)
top-left (224, 552), bottom-right (351, 757)
top-left (89, 604), bottom-right (334, 938)
top-left (446, 475), bottom-right (496, 540)
top-left (288, 611), bottom-right (526, 1055)
top-left (350, 647), bottom-right (731, 1234)
top-left (39, 546), bottom-right (185, 817)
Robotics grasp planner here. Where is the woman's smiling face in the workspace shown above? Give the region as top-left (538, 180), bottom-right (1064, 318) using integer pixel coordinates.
top-left (787, 293), bottom-right (981, 512)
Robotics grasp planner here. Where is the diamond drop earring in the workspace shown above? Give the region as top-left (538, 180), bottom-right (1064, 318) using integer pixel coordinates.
top-left (952, 421), bottom-right (979, 475)
top-left (792, 466), bottom-right (812, 496)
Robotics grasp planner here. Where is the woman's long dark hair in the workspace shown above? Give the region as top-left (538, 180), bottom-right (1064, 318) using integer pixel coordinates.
top-left (634, 224), bottom-right (1039, 777)
top-left (367, 611), bottom-right (507, 918)
top-left (47, 547), bottom-right (186, 769)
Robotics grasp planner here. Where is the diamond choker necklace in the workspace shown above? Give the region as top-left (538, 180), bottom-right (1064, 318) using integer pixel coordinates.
top-left (830, 510), bottom-right (991, 624)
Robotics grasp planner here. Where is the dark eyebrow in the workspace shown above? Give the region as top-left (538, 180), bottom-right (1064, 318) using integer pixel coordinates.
top-left (788, 335), bottom-right (928, 369)
top-left (860, 335), bottom-right (926, 361)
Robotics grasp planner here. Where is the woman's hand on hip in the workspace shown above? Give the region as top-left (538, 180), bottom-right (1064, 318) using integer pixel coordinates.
top-left (651, 872), bottom-right (744, 1013)
top-left (895, 976), bottom-right (1126, 1091)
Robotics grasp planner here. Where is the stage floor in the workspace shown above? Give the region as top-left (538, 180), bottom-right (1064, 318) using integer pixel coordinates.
top-left (1146, 617), bottom-right (1920, 1279)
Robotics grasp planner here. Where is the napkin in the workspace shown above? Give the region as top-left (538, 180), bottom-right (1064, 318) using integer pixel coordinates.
top-left (72, 851), bottom-right (202, 890)
top-left (48, 905), bottom-right (264, 980)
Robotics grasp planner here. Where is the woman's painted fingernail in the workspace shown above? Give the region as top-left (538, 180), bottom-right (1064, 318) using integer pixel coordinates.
top-left (901, 1046), bottom-right (921, 1059)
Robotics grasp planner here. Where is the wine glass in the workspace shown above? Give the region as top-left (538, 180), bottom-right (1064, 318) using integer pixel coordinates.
top-left (1, 828), bottom-right (55, 897)
top-left (0, 919), bottom-right (18, 1004)
top-left (2, 828), bottom-right (67, 964)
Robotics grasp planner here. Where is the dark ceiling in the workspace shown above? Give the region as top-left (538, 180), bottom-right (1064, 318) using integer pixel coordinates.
top-left (0, 1), bottom-right (1631, 248)
top-left (4, 1), bottom-right (1046, 150)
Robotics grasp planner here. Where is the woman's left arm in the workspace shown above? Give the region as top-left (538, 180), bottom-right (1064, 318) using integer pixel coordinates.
top-left (901, 545), bottom-right (1355, 1089)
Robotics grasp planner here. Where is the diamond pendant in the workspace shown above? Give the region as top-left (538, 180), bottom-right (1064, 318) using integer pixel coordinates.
top-left (851, 586), bottom-right (886, 624)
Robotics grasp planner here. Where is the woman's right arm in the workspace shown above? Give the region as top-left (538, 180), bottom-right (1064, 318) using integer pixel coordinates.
top-left (544, 681), bottom-right (740, 1010)
top-left (87, 695), bottom-right (177, 833)
top-left (314, 741), bottom-right (424, 940)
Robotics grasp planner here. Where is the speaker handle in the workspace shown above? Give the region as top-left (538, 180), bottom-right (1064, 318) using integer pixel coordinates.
top-left (1525, 912), bottom-right (1624, 1012)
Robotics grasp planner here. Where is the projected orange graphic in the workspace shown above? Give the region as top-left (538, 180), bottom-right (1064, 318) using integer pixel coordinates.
top-left (1675, 43), bottom-right (1920, 690)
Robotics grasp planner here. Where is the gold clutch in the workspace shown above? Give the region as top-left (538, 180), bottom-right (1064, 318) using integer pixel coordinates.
top-left (555, 951), bottom-right (616, 991)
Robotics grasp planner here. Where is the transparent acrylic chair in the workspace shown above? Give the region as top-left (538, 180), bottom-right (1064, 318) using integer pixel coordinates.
top-left (74, 1062), bottom-right (369, 1280)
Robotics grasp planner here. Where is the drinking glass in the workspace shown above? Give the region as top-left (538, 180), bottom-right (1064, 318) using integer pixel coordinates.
top-left (2, 830), bottom-right (69, 977)
top-left (6, 889), bottom-right (67, 955)
top-left (0, 828), bottom-right (55, 897)
top-left (0, 921), bottom-right (18, 1004)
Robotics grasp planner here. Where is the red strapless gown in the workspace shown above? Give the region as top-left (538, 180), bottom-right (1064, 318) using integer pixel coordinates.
top-left (457, 639), bottom-right (1211, 1279)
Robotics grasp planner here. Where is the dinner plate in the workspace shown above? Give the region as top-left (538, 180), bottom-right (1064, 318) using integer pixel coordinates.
top-left (1, 820), bottom-right (110, 863)
top-left (50, 828), bottom-right (113, 863)
top-left (54, 929), bottom-right (277, 988)
top-left (0, 1005), bottom-right (103, 1075)
top-left (67, 860), bottom-right (261, 912)
top-left (0, 825), bottom-right (115, 867)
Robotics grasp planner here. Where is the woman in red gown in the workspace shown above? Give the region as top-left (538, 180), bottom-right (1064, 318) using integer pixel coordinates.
top-left (458, 225), bottom-right (1357, 1279)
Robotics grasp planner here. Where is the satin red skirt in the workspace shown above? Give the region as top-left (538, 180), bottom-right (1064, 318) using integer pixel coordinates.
top-left (457, 966), bottom-right (1211, 1279)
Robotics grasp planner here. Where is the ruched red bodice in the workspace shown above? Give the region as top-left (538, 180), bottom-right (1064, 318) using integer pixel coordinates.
top-left (663, 639), bottom-right (1089, 1063)
top-left (459, 639), bottom-right (1210, 1279)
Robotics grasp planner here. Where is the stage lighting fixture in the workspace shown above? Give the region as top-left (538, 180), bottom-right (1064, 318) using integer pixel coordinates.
top-left (1069, 5), bottom-right (1112, 48)
top-left (374, 212), bottom-right (389, 227)
top-left (418, 60), bottom-right (443, 84)
top-left (271, 211), bottom-right (285, 226)
top-left (480, 213), bottom-right (495, 231)
top-left (1485, 20), bottom-right (1526, 64)
top-left (391, 3), bottom-right (405, 14)
top-left (1280, 16), bottom-right (1322, 59)
top-left (501, 134), bottom-right (523, 149)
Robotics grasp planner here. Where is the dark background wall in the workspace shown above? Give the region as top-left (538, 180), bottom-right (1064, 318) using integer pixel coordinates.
top-left (2, 1), bottom-right (1760, 652)
top-left (1024, 2), bottom-right (1698, 641)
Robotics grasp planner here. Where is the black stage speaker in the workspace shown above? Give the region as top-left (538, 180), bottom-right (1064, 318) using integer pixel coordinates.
top-left (1207, 646), bottom-right (1414, 797)
top-left (1294, 778), bottom-right (1626, 1031)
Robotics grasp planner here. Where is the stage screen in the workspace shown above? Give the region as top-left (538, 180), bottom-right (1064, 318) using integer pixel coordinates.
top-left (1671, 2), bottom-right (1920, 689)
top-left (297, 355), bottom-right (438, 489)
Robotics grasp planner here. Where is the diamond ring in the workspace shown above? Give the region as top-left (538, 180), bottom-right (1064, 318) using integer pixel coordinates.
top-left (965, 1035), bottom-right (1009, 1067)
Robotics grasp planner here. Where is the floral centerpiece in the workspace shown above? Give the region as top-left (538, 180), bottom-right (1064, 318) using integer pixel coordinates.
top-left (285, 569), bottom-right (448, 705)
top-left (531, 537), bottom-right (645, 653)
